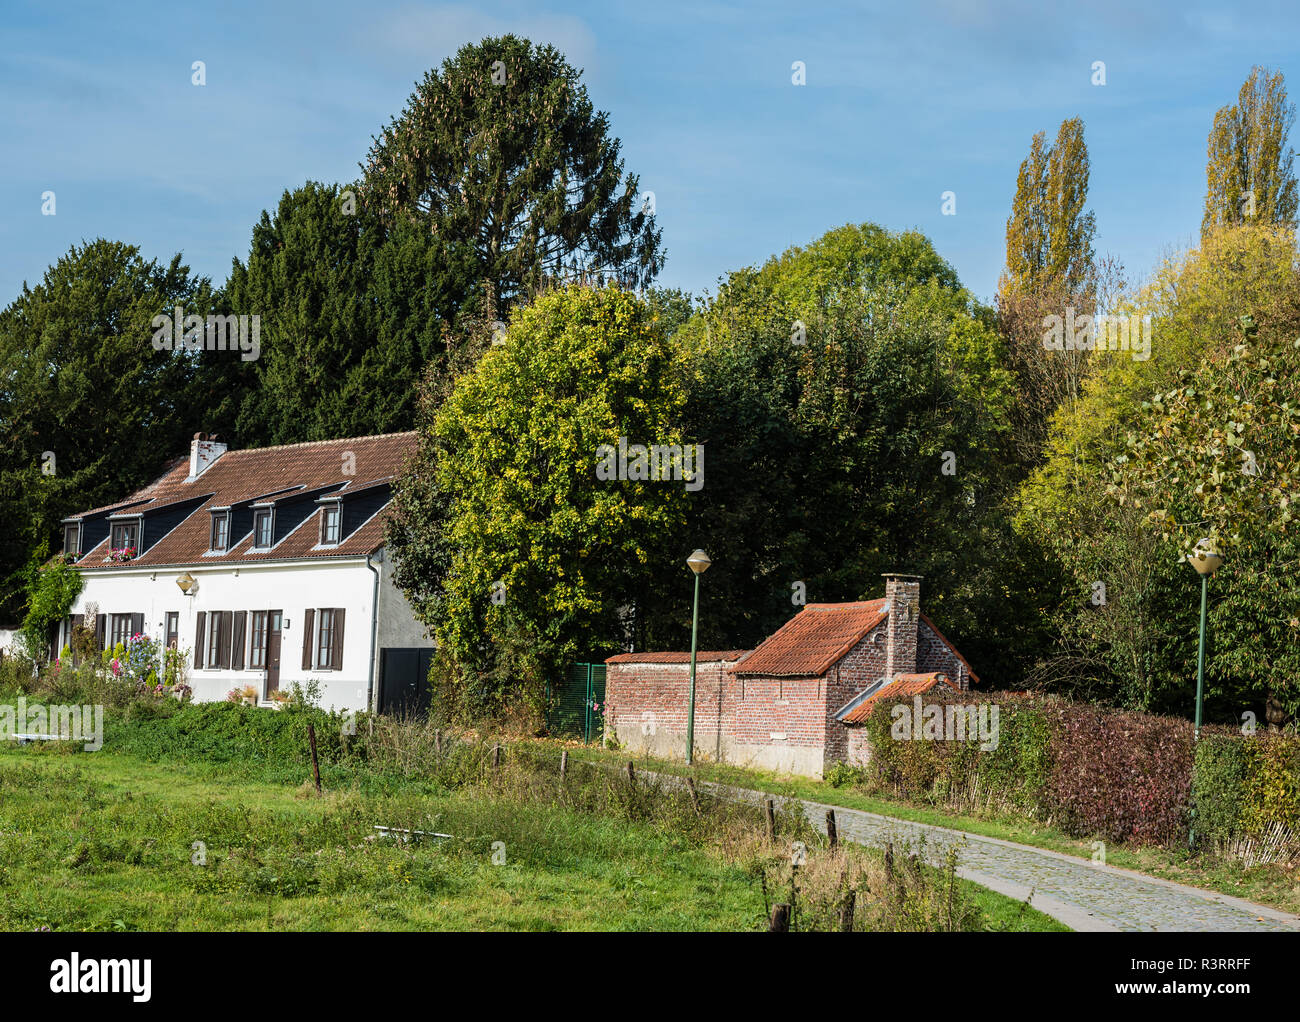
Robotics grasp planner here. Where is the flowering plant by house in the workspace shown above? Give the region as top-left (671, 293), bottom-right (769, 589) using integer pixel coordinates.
top-left (107, 546), bottom-right (137, 563)
top-left (123, 633), bottom-right (161, 682)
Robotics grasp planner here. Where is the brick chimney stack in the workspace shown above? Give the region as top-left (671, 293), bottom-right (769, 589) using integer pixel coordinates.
top-left (883, 574), bottom-right (922, 679)
top-left (188, 432), bottom-right (228, 480)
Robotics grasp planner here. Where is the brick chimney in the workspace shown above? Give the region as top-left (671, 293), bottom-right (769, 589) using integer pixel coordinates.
top-left (883, 573), bottom-right (922, 679)
top-left (188, 432), bottom-right (228, 480)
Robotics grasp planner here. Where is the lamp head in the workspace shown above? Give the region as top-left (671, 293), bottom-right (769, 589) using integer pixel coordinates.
top-left (687, 549), bottom-right (712, 575)
top-left (1186, 538), bottom-right (1223, 577)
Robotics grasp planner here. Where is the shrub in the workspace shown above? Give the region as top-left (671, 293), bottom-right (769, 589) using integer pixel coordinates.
top-left (1043, 705), bottom-right (1191, 845)
top-left (860, 692), bottom-right (1054, 818)
top-left (1196, 728), bottom-right (1300, 863)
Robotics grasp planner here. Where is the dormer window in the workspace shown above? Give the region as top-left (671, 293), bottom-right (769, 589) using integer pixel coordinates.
top-left (210, 511), bottom-right (230, 552)
top-left (320, 503), bottom-right (340, 546)
top-left (110, 520), bottom-right (139, 552)
top-left (253, 509), bottom-right (273, 549)
top-left (63, 523), bottom-right (81, 556)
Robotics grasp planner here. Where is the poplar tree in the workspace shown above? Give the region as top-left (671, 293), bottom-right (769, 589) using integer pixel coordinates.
top-left (997, 118), bottom-right (1099, 465)
top-left (1202, 66), bottom-right (1298, 236)
top-left (1002, 118), bottom-right (1095, 296)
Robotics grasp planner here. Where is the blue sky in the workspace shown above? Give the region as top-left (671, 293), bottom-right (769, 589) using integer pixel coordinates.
top-left (2, 0), bottom-right (1297, 308)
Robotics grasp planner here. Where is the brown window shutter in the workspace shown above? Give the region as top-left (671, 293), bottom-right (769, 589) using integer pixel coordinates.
top-left (194, 612), bottom-right (206, 669)
top-left (94, 614), bottom-right (106, 651)
top-left (218, 611), bottom-right (232, 669)
top-left (231, 612), bottom-right (246, 671)
top-left (71, 614), bottom-right (84, 665)
top-left (331, 608), bottom-right (345, 671)
top-left (301, 608), bottom-right (315, 670)
top-left (131, 613), bottom-right (144, 639)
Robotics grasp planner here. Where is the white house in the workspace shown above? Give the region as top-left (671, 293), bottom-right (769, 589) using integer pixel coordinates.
top-left (57, 431), bottom-right (435, 714)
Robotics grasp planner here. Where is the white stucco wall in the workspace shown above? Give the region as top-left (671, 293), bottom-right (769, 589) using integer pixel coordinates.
top-left (65, 548), bottom-right (433, 713)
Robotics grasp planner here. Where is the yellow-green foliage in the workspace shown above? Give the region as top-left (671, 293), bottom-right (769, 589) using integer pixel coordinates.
top-left (433, 284), bottom-right (688, 696)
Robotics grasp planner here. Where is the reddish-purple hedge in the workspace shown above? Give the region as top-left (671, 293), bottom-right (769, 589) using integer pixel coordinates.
top-left (1043, 705), bottom-right (1193, 845)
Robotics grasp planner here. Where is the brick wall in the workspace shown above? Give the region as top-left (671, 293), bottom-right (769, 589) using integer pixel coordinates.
top-left (917, 622), bottom-right (971, 691)
top-left (846, 726), bottom-right (873, 767)
top-left (734, 674), bottom-right (826, 749)
top-left (606, 658), bottom-right (828, 776)
top-left (822, 626), bottom-right (889, 770)
top-left (605, 659), bottom-right (738, 760)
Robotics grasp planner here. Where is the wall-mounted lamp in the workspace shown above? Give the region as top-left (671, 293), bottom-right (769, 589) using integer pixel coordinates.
top-left (176, 572), bottom-right (196, 595)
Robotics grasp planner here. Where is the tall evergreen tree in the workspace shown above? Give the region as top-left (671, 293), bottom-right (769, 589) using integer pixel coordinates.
top-left (362, 35), bottom-right (663, 312)
top-left (0, 241), bottom-right (241, 619)
top-left (1202, 66), bottom-right (1299, 236)
top-left (226, 181), bottom-right (476, 447)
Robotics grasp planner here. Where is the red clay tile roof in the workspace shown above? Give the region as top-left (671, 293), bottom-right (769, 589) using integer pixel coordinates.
top-left (72, 432), bottom-right (418, 570)
top-left (839, 672), bottom-right (953, 724)
top-left (734, 601), bottom-right (887, 677)
top-left (605, 650), bottom-right (748, 664)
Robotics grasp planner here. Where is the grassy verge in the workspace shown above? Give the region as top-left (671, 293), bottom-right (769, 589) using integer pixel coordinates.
top-left (0, 717), bottom-right (1064, 931)
top-left (553, 740), bottom-right (1300, 916)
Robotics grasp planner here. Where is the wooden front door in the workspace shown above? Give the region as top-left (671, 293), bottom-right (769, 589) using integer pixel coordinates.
top-left (264, 611), bottom-right (283, 697)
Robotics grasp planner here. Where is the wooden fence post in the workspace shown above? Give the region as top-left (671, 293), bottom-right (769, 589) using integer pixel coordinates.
top-left (306, 724), bottom-right (322, 794)
top-left (839, 890), bottom-right (856, 932)
top-left (626, 760), bottom-right (635, 784)
top-left (765, 799), bottom-right (776, 843)
top-left (493, 743), bottom-right (502, 769)
top-left (686, 776), bottom-right (702, 817)
top-left (560, 749), bottom-right (568, 782)
top-left (826, 809), bottom-right (838, 852)
top-left (768, 904), bottom-right (790, 932)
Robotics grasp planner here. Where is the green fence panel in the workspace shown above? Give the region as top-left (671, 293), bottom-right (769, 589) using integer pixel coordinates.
top-left (548, 662), bottom-right (607, 743)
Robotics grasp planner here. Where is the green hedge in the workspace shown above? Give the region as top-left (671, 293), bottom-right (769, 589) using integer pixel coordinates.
top-left (1194, 728), bottom-right (1300, 849)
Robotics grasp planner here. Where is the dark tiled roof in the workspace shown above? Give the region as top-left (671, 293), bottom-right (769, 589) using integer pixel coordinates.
top-left (734, 601), bottom-right (887, 677)
top-left (73, 432), bottom-right (418, 569)
top-left (605, 650), bottom-right (749, 664)
top-left (839, 672), bottom-right (953, 724)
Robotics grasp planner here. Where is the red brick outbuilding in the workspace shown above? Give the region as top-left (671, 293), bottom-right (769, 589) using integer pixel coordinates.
top-left (604, 574), bottom-right (977, 777)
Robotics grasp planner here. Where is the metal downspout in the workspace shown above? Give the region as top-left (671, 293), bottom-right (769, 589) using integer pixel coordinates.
top-left (365, 551), bottom-right (381, 713)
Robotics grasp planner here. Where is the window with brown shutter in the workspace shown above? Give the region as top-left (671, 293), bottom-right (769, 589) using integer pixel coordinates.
top-left (301, 608), bottom-right (315, 670)
top-left (231, 612), bottom-right (246, 670)
top-left (218, 611), bottom-right (233, 669)
top-left (207, 611), bottom-right (223, 668)
top-left (316, 609), bottom-right (333, 669)
top-left (249, 612), bottom-right (267, 668)
top-left (131, 613), bottom-right (144, 639)
top-left (95, 614), bottom-right (106, 651)
top-left (194, 612), bottom-right (206, 669)
top-left (331, 608), bottom-right (345, 671)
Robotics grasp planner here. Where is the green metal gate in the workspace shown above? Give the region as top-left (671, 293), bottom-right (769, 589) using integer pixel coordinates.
top-left (546, 662), bottom-right (607, 743)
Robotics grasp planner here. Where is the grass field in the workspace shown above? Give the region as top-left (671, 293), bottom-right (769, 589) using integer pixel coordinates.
top-left (0, 716), bottom-right (1065, 932)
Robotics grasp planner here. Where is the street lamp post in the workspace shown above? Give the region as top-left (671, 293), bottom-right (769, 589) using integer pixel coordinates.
top-left (685, 549), bottom-right (711, 765)
top-left (1185, 537), bottom-right (1223, 851)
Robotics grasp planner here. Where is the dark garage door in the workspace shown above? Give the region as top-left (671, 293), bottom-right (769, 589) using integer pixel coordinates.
top-left (378, 647), bottom-right (435, 718)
